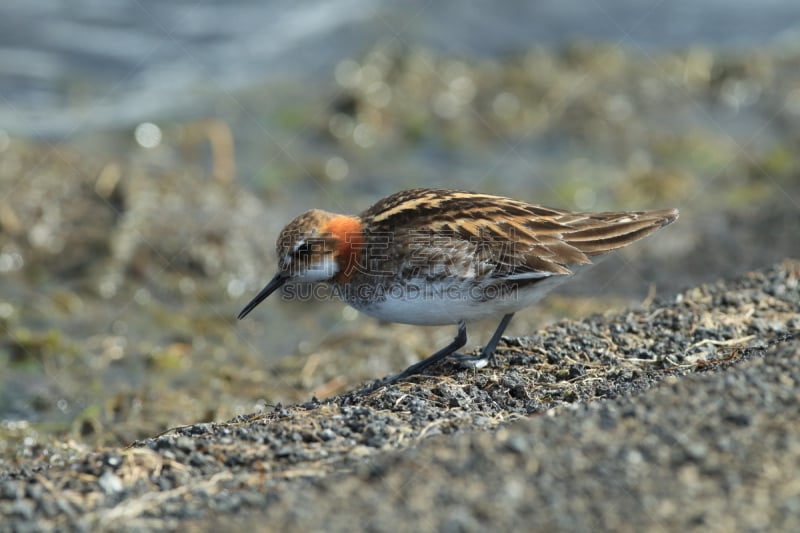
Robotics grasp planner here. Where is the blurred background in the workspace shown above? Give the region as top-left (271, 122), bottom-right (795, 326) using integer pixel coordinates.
top-left (1, 1), bottom-right (799, 457)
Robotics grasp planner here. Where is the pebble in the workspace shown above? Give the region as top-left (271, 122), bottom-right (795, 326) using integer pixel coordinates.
top-left (98, 471), bottom-right (124, 495)
top-left (11, 499), bottom-right (34, 519)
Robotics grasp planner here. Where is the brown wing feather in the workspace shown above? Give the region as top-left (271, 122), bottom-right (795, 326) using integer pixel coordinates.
top-left (557, 209), bottom-right (678, 252)
top-left (360, 188), bottom-right (678, 278)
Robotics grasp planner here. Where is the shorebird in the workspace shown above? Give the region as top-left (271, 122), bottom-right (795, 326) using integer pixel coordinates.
top-left (238, 188), bottom-right (678, 392)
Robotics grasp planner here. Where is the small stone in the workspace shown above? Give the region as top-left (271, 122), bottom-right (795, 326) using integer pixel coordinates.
top-left (319, 429), bottom-right (336, 441)
top-left (24, 483), bottom-right (43, 501)
top-left (750, 319), bottom-right (769, 333)
top-left (275, 447), bottom-right (294, 458)
top-left (189, 423), bottom-right (213, 435)
top-left (685, 442), bottom-right (708, 461)
top-left (0, 481), bottom-right (18, 499)
top-left (504, 435), bottom-right (528, 454)
top-left (569, 364), bottom-right (586, 378)
top-left (176, 436), bottom-right (195, 452)
top-left (98, 471), bottom-right (124, 494)
top-left (11, 498), bottom-right (34, 519)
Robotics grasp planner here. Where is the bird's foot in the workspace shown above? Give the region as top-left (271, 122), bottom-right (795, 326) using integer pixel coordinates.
top-left (448, 352), bottom-right (497, 369)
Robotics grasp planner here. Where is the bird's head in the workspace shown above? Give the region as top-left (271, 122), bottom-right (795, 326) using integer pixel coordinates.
top-left (237, 209), bottom-right (363, 319)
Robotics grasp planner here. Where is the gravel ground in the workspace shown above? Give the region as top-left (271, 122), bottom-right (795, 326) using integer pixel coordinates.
top-left (222, 334), bottom-right (800, 533)
top-left (1, 260), bottom-right (797, 531)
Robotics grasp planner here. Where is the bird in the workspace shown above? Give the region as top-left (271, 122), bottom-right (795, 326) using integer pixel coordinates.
top-left (238, 188), bottom-right (678, 392)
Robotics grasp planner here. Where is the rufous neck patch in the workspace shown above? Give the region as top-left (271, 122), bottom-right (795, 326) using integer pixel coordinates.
top-left (324, 215), bottom-right (364, 283)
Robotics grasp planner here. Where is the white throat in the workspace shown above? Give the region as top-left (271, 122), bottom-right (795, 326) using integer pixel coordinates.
top-left (292, 255), bottom-right (339, 282)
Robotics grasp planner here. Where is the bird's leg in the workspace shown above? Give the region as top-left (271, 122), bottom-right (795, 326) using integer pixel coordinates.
top-left (358, 320), bottom-right (468, 394)
top-left (451, 313), bottom-right (514, 369)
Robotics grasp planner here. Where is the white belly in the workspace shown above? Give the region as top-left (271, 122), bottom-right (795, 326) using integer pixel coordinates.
top-left (341, 276), bottom-right (572, 326)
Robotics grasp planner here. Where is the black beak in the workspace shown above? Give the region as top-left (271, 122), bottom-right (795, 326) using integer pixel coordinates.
top-left (237, 272), bottom-right (287, 319)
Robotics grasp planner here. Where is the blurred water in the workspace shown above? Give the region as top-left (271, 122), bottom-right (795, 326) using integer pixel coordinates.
top-left (1, 0), bottom-right (799, 137)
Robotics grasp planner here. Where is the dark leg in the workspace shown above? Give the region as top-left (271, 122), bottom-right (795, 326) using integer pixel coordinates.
top-left (452, 313), bottom-right (514, 369)
top-left (358, 320), bottom-right (468, 394)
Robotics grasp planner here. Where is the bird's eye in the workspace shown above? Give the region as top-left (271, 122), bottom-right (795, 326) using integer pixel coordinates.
top-left (294, 238), bottom-right (328, 257)
top-left (294, 241), bottom-right (313, 256)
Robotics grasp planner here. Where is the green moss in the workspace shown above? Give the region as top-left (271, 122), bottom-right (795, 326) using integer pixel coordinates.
top-left (7, 328), bottom-right (64, 367)
top-left (402, 112), bottom-right (431, 143)
top-left (146, 343), bottom-right (191, 371)
top-left (758, 145), bottom-right (795, 178)
top-left (724, 182), bottom-right (776, 207)
top-left (275, 105), bottom-right (312, 129)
